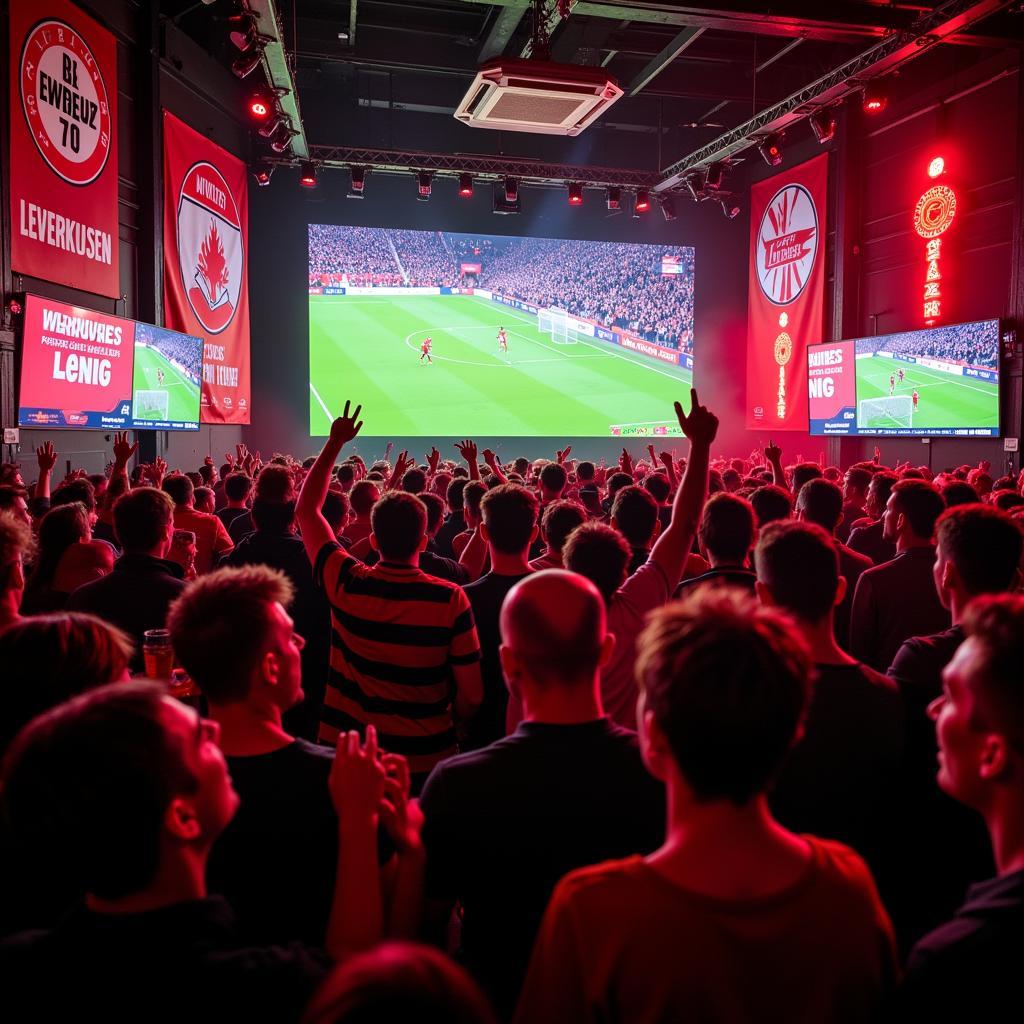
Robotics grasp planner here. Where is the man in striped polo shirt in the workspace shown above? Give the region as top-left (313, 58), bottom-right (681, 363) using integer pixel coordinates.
top-left (297, 403), bottom-right (483, 789)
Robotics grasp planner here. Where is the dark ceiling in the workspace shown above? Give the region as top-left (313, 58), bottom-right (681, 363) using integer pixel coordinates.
top-left (164, 1), bottom-right (1024, 178)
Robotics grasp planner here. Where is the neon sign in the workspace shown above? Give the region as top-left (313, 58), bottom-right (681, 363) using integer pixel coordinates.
top-left (913, 167), bottom-right (956, 326)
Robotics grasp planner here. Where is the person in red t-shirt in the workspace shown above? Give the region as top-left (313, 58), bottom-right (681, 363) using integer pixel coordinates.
top-left (913, 389), bottom-right (919, 410)
top-left (497, 327), bottom-right (508, 353)
top-left (515, 588), bottom-right (898, 1024)
top-left (420, 337), bottom-right (433, 364)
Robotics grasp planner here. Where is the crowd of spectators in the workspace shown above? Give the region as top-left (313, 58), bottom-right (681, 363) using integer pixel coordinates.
top-left (4, 411), bottom-right (1022, 1022)
top-left (305, 225), bottom-right (695, 352)
top-left (856, 322), bottom-right (1000, 368)
top-left (135, 324), bottom-right (203, 382)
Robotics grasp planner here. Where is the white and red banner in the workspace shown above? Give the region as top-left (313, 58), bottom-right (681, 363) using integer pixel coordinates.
top-left (746, 154), bottom-right (828, 431)
top-left (163, 111), bottom-right (251, 424)
top-left (460, 262), bottom-right (482, 274)
top-left (10, 1), bottom-right (119, 297)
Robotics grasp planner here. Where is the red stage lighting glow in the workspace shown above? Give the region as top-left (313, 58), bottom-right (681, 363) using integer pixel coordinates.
top-left (568, 182), bottom-right (583, 205)
top-left (634, 189), bottom-right (650, 213)
top-left (862, 83), bottom-right (887, 114)
top-left (299, 161), bottom-right (317, 188)
top-left (458, 172), bottom-right (473, 196)
top-left (249, 98), bottom-right (270, 120)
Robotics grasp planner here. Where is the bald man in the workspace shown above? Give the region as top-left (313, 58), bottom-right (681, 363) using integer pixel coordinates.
top-left (419, 570), bottom-right (664, 1018)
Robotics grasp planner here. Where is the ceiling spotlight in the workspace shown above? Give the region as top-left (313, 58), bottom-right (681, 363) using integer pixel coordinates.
top-left (758, 133), bottom-right (784, 167)
top-left (253, 163), bottom-right (274, 187)
top-left (458, 172), bottom-right (473, 197)
top-left (633, 189), bottom-right (651, 216)
top-left (661, 198), bottom-right (677, 222)
top-left (417, 171), bottom-right (432, 200)
top-left (268, 123), bottom-right (295, 153)
top-left (231, 49), bottom-right (264, 79)
top-left (809, 108), bottom-right (837, 144)
top-left (228, 13), bottom-right (258, 51)
top-left (704, 163), bottom-right (725, 191)
top-left (299, 161), bottom-right (317, 188)
top-left (257, 113), bottom-right (288, 138)
top-left (504, 176), bottom-right (519, 203)
top-left (248, 89), bottom-right (273, 122)
top-left (350, 166), bottom-right (366, 196)
top-left (683, 173), bottom-right (704, 203)
top-left (862, 81), bottom-right (888, 114)
top-left (606, 187), bottom-right (621, 211)
top-left (720, 199), bottom-right (741, 219)
top-left (568, 182), bottom-right (584, 206)
top-left (927, 155), bottom-right (945, 179)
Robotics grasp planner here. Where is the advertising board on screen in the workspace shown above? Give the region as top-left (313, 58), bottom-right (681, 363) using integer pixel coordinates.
top-left (807, 320), bottom-right (1000, 437)
top-left (307, 225), bottom-right (696, 437)
top-left (18, 294), bottom-right (202, 431)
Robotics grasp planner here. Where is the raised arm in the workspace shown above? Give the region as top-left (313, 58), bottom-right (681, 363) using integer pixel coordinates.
top-left (765, 439), bottom-right (786, 491)
top-left (649, 389), bottom-right (719, 584)
top-left (385, 450), bottom-right (414, 492)
top-left (297, 401), bottom-right (363, 565)
top-left (482, 449), bottom-right (507, 485)
top-left (455, 439), bottom-right (479, 481)
top-left (109, 432), bottom-right (138, 498)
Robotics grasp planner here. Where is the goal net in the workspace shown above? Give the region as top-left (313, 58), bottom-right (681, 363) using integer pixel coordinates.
top-left (134, 389), bottom-right (169, 420)
top-left (538, 306), bottom-right (579, 345)
top-left (859, 394), bottom-right (913, 429)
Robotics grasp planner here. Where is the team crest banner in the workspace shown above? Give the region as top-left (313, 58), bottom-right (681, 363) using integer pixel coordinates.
top-left (10, 0), bottom-right (119, 297)
top-left (162, 111), bottom-right (251, 423)
top-left (746, 154), bottom-right (828, 431)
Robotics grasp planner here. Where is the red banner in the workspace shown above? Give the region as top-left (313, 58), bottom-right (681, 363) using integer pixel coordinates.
top-left (460, 262), bottom-right (482, 274)
top-left (10, 1), bottom-right (119, 297)
top-left (162, 111), bottom-right (251, 424)
top-left (746, 154), bottom-right (828, 431)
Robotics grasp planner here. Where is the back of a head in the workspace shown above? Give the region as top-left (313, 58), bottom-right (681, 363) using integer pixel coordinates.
top-left (868, 470), bottom-right (898, 511)
top-left (251, 496), bottom-right (296, 533)
top-left (446, 477), bottom-right (467, 513)
top-left (576, 461), bottom-right (595, 484)
top-left (539, 462), bottom-right (567, 496)
top-left (371, 492), bottom-right (427, 561)
top-left (796, 478), bottom-right (843, 534)
top-left (1, 681), bottom-right (198, 900)
top-left (722, 468), bottom-right (742, 492)
top-left (500, 569), bottom-right (606, 687)
top-left (755, 520), bottom-right (840, 624)
top-left (991, 489), bottom-right (1024, 513)
top-left (401, 467), bottom-right (428, 495)
top-left (611, 485), bottom-right (658, 547)
top-left (32, 503), bottom-right (90, 586)
top-left (419, 492), bottom-right (445, 535)
top-left (0, 613), bottom-right (133, 757)
top-left (635, 588), bottom-right (812, 805)
top-left (302, 943), bottom-right (495, 1024)
top-left (941, 480), bottom-right (980, 508)
top-left (844, 466), bottom-right (872, 495)
top-left (162, 473), bottom-right (194, 507)
top-left (462, 480), bottom-right (488, 520)
top-left (480, 484), bottom-right (538, 555)
top-left (750, 485), bottom-right (793, 527)
top-left (224, 472), bottom-right (253, 504)
top-left (937, 504), bottom-right (1024, 596)
top-left (52, 478), bottom-right (97, 514)
top-left (0, 510), bottom-right (35, 582)
top-left (168, 564), bottom-right (295, 704)
top-left (606, 471), bottom-right (632, 500)
top-left (892, 479), bottom-right (945, 541)
top-left (540, 500), bottom-right (587, 555)
top-left (193, 486), bottom-right (215, 512)
top-left (960, 594), bottom-right (1024, 748)
top-left (350, 480), bottom-right (380, 518)
top-left (699, 492), bottom-right (756, 565)
top-left (563, 521), bottom-right (630, 602)
top-left (336, 463), bottom-right (356, 488)
top-left (113, 487), bottom-right (174, 553)
top-left (644, 473), bottom-right (670, 505)
top-left (197, 464), bottom-right (214, 485)
top-left (255, 464), bottom-right (295, 503)
top-left (322, 490), bottom-right (350, 534)
top-left (791, 462), bottom-right (823, 496)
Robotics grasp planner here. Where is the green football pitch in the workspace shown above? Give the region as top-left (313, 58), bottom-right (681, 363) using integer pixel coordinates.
top-left (855, 355), bottom-right (998, 431)
top-left (132, 345), bottom-right (201, 422)
top-left (308, 294), bottom-right (693, 436)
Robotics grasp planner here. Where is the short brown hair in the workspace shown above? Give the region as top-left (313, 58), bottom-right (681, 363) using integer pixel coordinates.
top-left (962, 594), bottom-right (1024, 746)
top-left (168, 565), bottom-right (295, 704)
top-left (699, 492), bottom-right (755, 564)
top-left (892, 479), bottom-right (945, 540)
top-left (936, 504), bottom-right (1024, 596)
top-left (480, 484), bottom-right (538, 554)
top-left (113, 487), bottom-right (174, 552)
top-left (371, 492), bottom-right (427, 561)
top-left (0, 510), bottom-right (36, 571)
top-left (755, 520), bottom-right (840, 623)
top-left (636, 588), bottom-right (811, 805)
top-left (563, 521), bottom-right (630, 602)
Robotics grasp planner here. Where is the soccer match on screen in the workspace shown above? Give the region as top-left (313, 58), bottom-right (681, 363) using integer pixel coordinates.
top-left (131, 322), bottom-right (203, 429)
top-left (308, 225), bottom-right (695, 437)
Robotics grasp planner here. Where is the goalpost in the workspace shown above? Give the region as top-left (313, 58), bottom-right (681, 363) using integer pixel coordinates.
top-left (135, 390), bottom-right (170, 420)
top-left (538, 306), bottom-right (579, 345)
top-left (859, 394), bottom-right (914, 429)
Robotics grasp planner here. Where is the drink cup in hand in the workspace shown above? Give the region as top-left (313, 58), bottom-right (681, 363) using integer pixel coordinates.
top-left (143, 629), bottom-right (175, 681)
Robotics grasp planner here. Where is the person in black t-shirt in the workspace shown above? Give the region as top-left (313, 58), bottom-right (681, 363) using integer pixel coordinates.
top-left (754, 520), bottom-right (903, 879)
top-left (461, 484), bottom-right (539, 749)
top-left (215, 471), bottom-right (253, 534)
top-left (675, 491), bottom-right (757, 597)
top-left (420, 570), bottom-right (663, 1018)
top-left (897, 595), bottom-right (1024, 1016)
top-left (610, 485), bottom-right (660, 576)
top-left (0, 682), bottom-right (390, 1022)
top-left (167, 564), bottom-right (420, 948)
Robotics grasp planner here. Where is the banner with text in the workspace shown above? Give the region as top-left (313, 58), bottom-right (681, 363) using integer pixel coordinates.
top-left (163, 111), bottom-right (251, 423)
top-left (10, 0), bottom-right (119, 297)
top-left (746, 154), bottom-right (828, 430)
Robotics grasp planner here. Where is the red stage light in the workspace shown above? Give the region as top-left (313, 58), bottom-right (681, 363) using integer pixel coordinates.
top-left (568, 182), bottom-right (583, 205)
top-left (8, 299), bottom-right (23, 316)
top-left (458, 172), bottom-right (473, 197)
top-left (927, 156), bottom-right (945, 179)
top-left (249, 97), bottom-right (270, 120)
top-left (862, 83), bottom-right (887, 114)
top-left (634, 189), bottom-right (650, 213)
top-left (299, 161), bottom-right (317, 188)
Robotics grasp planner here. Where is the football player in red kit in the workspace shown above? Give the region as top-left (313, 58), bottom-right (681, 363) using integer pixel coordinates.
top-left (420, 337), bottom-right (433, 364)
top-left (497, 327), bottom-right (508, 353)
